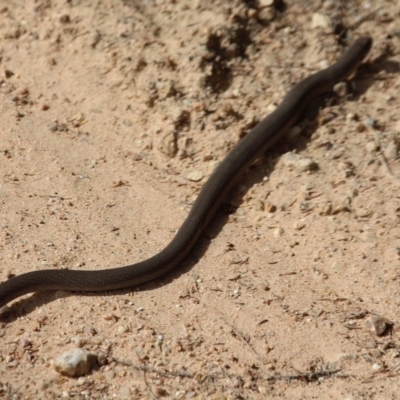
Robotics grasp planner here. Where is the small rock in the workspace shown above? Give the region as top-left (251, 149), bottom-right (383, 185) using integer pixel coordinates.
top-left (311, 13), bottom-right (332, 30)
top-left (53, 348), bottom-right (97, 377)
top-left (318, 202), bottom-right (332, 216)
top-left (365, 141), bottom-right (378, 153)
top-left (117, 325), bottom-right (129, 335)
top-left (364, 118), bottom-right (377, 128)
top-left (265, 202), bottom-right (276, 213)
top-left (156, 80), bottom-right (178, 99)
top-left (356, 208), bottom-right (372, 218)
top-left (75, 377), bottom-right (87, 386)
top-left (103, 369), bottom-right (116, 380)
top-left (332, 197), bottom-right (351, 214)
top-left (365, 315), bottom-right (391, 336)
top-left (255, 199), bottom-right (265, 211)
top-left (119, 386), bottom-right (132, 398)
top-left (384, 141), bottom-right (398, 160)
top-left (371, 363), bottom-right (382, 371)
top-left (293, 221), bottom-right (305, 230)
top-left (273, 228), bottom-right (284, 237)
top-left (187, 170), bottom-right (204, 182)
top-left (323, 0), bottom-right (336, 10)
top-left (247, 8), bottom-right (258, 19)
top-left (259, 0), bottom-right (275, 6)
top-left (71, 336), bottom-right (86, 347)
top-left (159, 132), bottom-right (178, 158)
top-left (331, 353), bottom-right (358, 365)
top-left (67, 112), bottom-right (87, 128)
top-left (346, 112), bottom-right (358, 122)
top-left (356, 122), bottom-right (366, 132)
top-left (257, 6), bottom-right (275, 20)
top-left (59, 15), bottom-right (71, 24)
top-left (333, 82), bottom-right (348, 97)
top-left (281, 152), bottom-right (318, 172)
top-left (331, 261), bottom-right (344, 270)
top-left (4, 69), bottom-right (14, 78)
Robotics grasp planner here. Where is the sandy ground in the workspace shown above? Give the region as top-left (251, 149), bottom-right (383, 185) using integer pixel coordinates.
top-left (1, 0), bottom-right (400, 398)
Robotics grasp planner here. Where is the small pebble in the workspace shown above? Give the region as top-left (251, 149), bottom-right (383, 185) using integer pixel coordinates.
top-left (365, 315), bottom-right (390, 336)
top-left (258, 0), bottom-right (274, 6)
top-left (255, 199), bottom-right (265, 211)
top-left (384, 141), bottom-right (398, 160)
top-left (293, 221), bottom-right (305, 230)
top-left (356, 122), bottom-right (366, 132)
top-left (273, 228), bottom-right (284, 237)
top-left (333, 82), bottom-right (348, 97)
top-left (364, 118), bottom-right (377, 128)
top-left (187, 170), bottom-right (204, 182)
top-left (59, 14), bottom-right (71, 24)
top-left (311, 13), bottom-right (332, 30)
top-left (119, 386), bottom-right (131, 398)
top-left (365, 141), bottom-right (378, 153)
top-left (159, 132), bottom-right (178, 158)
top-left (117, 325), bottom-right (128, 335)
top-left (356, 208), bottom-right (372, 218)
top-left (372, 363), bottom-right (382, 371)
top-left (318, 202), bottom-right (332, 216)
top-left (281, 152), bottom-right (318, 172)
top-left (346, 112), bottom-right (358, 121)
top-left (265, 202), bottom-right (276, 213)
top-left (332, 197), bottom-right (351, 214)
top-left (103, 370), bottom-right (116, 380)
top-left (53, 348), bottom-right (97, 377)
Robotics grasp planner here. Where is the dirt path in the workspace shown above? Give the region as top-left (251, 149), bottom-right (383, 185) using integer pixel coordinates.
top-left (1, 0), bottom-right (400, 398)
